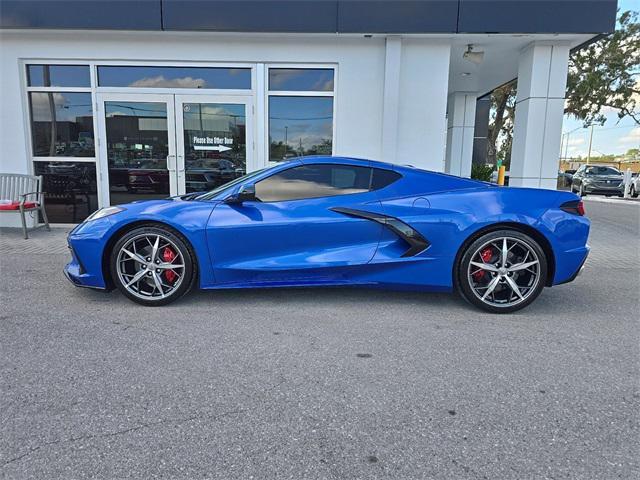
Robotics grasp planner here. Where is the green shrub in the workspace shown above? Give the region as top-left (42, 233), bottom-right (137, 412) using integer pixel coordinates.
top-left (471, 163), bottom-right (494, 182)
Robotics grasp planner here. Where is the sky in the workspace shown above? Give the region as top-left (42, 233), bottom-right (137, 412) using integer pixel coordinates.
top-left (561, 0), bottom-right (639, 159)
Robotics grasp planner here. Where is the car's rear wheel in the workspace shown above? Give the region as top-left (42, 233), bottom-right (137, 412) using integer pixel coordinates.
top-left (457, 230), bottom-right (548, 313)
top-left (110, 225), bottom-right (196, 306)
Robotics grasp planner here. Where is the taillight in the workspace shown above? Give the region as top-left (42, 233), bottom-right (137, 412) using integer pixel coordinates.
top-left (560, 200), bottom-right (585, 216)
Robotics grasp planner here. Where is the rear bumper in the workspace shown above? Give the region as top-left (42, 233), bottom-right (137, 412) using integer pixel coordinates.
top-left (555, 246), bottom-right (589, 285)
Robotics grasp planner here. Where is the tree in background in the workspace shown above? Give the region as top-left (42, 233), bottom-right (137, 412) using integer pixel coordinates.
top-left (487, 9), bottom-right (639, 167)
top-left (566, 10), bottom-right (639, 126)
top-left (487, 81), bottom-right (516, 168)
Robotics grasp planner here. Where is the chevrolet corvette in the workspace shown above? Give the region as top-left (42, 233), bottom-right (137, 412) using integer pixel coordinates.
top-left (65, 156), bottom-right (589, 313)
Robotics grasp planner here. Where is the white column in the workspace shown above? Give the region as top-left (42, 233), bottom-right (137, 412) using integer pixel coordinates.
top-left (510, 41), bottom-right (570, 189)
top-left (381, 36), bottom-right (402, 164)
top-left (445, 92), bottom-right (476, 177)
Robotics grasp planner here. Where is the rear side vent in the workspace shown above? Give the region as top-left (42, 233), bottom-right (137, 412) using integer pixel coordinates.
top-left (560, 200), bottom-right (585, 216)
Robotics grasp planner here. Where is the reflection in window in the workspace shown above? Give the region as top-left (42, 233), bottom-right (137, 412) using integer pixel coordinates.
top-left (182, 103), bottom-right (247, 192)
top-left (27, 65), bottom-right (91, 87)
top-left (268, 97), bottom-right (333, 162)
top-left (33, 161), bottom-right (98, 223)
top-left (29, 92), bottom-right (94, 157)
top-left (269, 69), bottom-right (334, 91)
top-left (104, 102), bottom-right (170, 204)
top-left (97, 66), bottom-right (251, 89)
top-left (255, 164), bottom-right (370, 202)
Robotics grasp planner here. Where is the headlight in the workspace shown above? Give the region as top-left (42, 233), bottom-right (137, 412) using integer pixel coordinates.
top-left (582, 178), bottom-right (594, 184)
top-left (85, 206), bottom-right (125, 222)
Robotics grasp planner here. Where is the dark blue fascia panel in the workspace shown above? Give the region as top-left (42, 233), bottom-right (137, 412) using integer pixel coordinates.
top-left (458, 0), bottom-right (618, 34)
top-left (337, 0), bottom-right (458, 33)
top-left (0, 0), bottom-right (617, 34)
top-left (162, 1), bottom-right (338, 33)
top-left (0, 0), bottom-right (162, 30)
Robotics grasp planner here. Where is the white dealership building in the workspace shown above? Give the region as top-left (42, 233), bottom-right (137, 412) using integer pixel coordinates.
top-left (0, 0), bottom-right (616, 224)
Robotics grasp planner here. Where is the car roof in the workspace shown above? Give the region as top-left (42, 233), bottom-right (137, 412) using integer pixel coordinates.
top-left (297, 155), bottom-right (419, 173)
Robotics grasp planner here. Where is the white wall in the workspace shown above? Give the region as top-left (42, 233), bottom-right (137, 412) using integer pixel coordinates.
top-left (396, 38), bottom-right (451, 170)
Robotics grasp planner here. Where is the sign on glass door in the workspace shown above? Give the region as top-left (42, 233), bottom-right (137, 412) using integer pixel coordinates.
top-left (181, 103), bottom-right (247, 193)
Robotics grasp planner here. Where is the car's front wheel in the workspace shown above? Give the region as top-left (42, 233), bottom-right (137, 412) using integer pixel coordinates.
top-left (110, 225), bottom-right (196, 306)
top-left (457, 230), bottom-right (548, 313)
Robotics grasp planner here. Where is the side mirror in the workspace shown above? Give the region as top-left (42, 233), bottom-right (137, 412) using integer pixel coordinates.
top-left (225, 184), bottom-right (256, 204)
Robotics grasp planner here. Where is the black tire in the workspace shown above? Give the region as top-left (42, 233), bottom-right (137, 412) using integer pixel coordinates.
top-left (110, 225), bottom-right (197, 306)
top-left (456, 229), bottom-right (548, 314)
top-left (579, 184), bottom-right (587, 197)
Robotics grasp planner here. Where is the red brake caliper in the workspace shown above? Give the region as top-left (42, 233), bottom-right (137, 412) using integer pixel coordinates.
top-left (473, 247), bottom-right (494, 282)
top-left (162, 247), bottom-right (177, 283)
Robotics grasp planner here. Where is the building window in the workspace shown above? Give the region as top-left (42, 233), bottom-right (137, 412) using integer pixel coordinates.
top-left (28, 92), bottom-right (94, 157)
top-left (33, 161), bottom-right (99, 223)
top-left (97, 66), bottom-right (252, 89)
top-left (269, 68), bottom-right (334, 91)
top-left (267, 67), bottom-right (335, 162)
top-left (27, 65), bottom-right (91, 88)
top-left (25, 63), bottom-right (97, 223)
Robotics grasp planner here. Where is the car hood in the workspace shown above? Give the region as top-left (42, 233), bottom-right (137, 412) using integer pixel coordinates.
top-left (107, 196), bottom-right (217, 223)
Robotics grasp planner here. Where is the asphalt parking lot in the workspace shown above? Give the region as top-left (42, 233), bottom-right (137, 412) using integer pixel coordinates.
top-left (1, 199), bottom-right (638, 479)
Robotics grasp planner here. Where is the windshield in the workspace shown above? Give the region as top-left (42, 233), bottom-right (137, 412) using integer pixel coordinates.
top-left (194, 168), bottom-right (268, 201)
top-left (585, 166), bottom-right (621, 176)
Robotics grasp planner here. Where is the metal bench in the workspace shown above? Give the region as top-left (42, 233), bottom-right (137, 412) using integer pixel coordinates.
top-left (0, 173), bottom-right (50, 239)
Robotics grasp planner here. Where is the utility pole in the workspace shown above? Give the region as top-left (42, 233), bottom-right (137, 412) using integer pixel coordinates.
top-left (284, 126), bottom-right (288, 155)
top-left (586, 124), bottom-right (594, 164)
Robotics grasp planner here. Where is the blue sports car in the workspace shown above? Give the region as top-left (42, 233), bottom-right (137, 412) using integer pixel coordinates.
top-left (65, 156), bottom-right (589, 313)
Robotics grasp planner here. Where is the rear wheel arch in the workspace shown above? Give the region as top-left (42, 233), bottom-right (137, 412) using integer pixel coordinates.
top-left (453, 222), bottom-right (556, 288)
top-left (102, 220), bottom-right (199, 290)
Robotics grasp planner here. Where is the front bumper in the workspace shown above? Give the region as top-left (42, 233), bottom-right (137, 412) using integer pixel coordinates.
top-left (64, 243), bottom-right (107, 290)
top-left (64, 218), bottom-right (114, 290)
top-left (583, 183), bottom-right (624, 195)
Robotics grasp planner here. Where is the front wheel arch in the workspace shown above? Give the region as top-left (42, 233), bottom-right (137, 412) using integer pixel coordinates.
top-left (102, 220), bottom-right (199, 291)
top-left (453, 222), bottom-right (556, 289)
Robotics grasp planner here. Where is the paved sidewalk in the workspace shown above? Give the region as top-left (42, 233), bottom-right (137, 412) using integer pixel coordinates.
top-left (0, 201), bottom-right (638, 479)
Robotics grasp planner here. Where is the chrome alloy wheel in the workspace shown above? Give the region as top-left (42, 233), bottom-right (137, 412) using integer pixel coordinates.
top-left (115, 233), bottom-right (185, 300)
top-left (467, 236), bottom-right (541, 308)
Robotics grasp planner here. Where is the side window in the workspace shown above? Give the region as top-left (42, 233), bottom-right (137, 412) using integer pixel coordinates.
top-left (255, 164), bottom-right (371, 202)
top-left (371, 168), bottom-right (402, 190)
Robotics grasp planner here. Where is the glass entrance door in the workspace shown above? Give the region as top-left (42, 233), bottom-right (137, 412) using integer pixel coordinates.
top-left (174, 95), bottom-right (252, 195)
top-left (97, 93), bottom-right (253, 205)
top-left (97, 93), bottom-right (178, 206)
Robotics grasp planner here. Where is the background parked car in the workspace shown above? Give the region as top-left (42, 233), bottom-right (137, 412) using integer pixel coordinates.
top-left (571, 165), bottom-right (624, 197)
top-left (558, 170), bottom-right (574, 188)
top-left (629, 172), bottom-right (639, 198)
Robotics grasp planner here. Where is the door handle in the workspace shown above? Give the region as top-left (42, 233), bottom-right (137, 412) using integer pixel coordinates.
top-left (167, 154), bottom-right (176, 172)
top-left (177, 155), bottom-right (185, 173)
